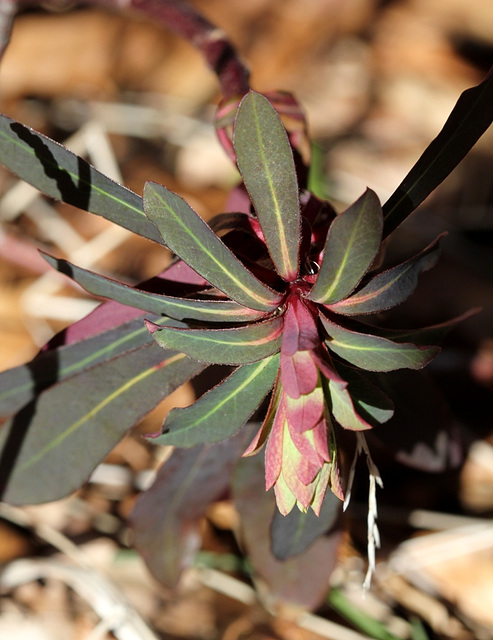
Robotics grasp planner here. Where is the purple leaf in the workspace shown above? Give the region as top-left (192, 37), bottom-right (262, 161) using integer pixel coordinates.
top-left (233, 455), bottom-right (342, 610)
top-left (131, 433), bottom-right (249, 588)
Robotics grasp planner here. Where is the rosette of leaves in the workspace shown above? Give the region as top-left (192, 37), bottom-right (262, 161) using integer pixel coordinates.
top-left (9, 91), bottom-right (448, 514)
top-left (0, 65), bottom-right (491, 600)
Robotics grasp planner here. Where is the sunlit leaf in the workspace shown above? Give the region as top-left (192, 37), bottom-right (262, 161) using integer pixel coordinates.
top-left (328, 235), bottom-right (442, 315)
top-left (383, 67), bottom-right (493, 237)
top-left (0, 345), bottom-right (206, 504)
top-left (332, 363), bottom-right (394, 426)
top-left (321, 317), bottom-right (440, 371)
top-left (270, 490), bottom-right (341, 560)
top-left (144, 181), bottom-right (282, 311)
top-left (234, 91), bottom-right (300, 281)
top-left (131, 434), bottom-right (248, 588)
top-left (156, 354), bottom-right (279, 447)
top-left (149, 316), bottom-right (283, 365)
top-left (43, 253), bottom-right (266, 323)
top-left (0, 313), bottom-right (181, 417)
top-left (327, 381), bottom-right (372, 431)
top-left (0, 115), bottom-right (163, 243)
top-left (309, 189), bottom-right (383, 304)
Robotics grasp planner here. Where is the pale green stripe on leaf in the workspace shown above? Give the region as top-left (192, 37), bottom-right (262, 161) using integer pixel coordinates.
top-left (234, 91), bottom-right (300, 282)
top-left (144, 182), bottom-right (282, 312)
top-left (309, 189), bottom-right (383, 304)
top-left (156, 354), bottom-right (280, 447)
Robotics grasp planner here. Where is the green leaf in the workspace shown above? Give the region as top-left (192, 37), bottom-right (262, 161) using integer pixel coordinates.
top-left (270, 490), bottom-right (341, 560)
top-left (156, 354), bottom-right (279, 447)
top-left (327, 381), bottom-right (372, 431)
top-left (234, 91), bottom-right (300, 281)
top-left (0, 115), bottom-right (163, 244)
top-left (43, 253), bottom-right (267, 323)
top-left (144, 181), bottom-right (282, 311)
top-left (333, 363), bottom-right (394, 425)
top-left (328, 235), bottom-right (442, 316)
top-left (131, 434), bottom-right (248, 589)
top-left (309, 189), bottom-right (383, 304)
top-left (321, 317), bottom-right (440, 371)
top-left (0, 345), bottom-right (206, 504)
top-left (383, 67), bottom-right (493, 237)
top-left (150, 316), bottom-right (283, 365)
top-left (328, 588), bottom-right (403, 640)
top-left (0, 313), bottom-right (182, 417)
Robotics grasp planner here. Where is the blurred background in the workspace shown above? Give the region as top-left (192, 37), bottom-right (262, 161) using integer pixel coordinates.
top-left (0, 1), bottom-right (492, 638)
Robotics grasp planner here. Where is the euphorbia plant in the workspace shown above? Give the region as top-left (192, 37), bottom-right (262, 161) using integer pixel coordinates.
top-left (0, 0), bottom-right (492, 608)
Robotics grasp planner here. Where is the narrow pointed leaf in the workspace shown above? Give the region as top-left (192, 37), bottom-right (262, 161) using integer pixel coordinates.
top-left (309, 189), bottom-right (383, 304)
top-left (327, 381), bottom-right (372, 431)
top-left (0, 115), bottom-right (163, 243)
top-left (0, 313), bottom-right (182, 417)
top-left (356, 309), bottom-right (479, 345)
top-left (156, 354), bottom-right (280, 447)
top-left (383, 67), bottom-right (493, 237)
top-left (332, 363), bottom-right (394, 425)
top-left (328, 235), bottom-right (442, 316)
top-left (234, 91), bottom-right (300, 281)
top-left (0, 345), bottom-right (207, 504)
top-left (131, 434), bottom-right (248, 589)
top-left (150, 316), bottom-right (283, 365)
top-left (270, 490), bottom-right (341, 560)
top-left (321, 317), bottom-right (440, 371)
top-left (144, 181), bottom-right (282, 311)
top-left (43, 253), bottom-right (266, 323)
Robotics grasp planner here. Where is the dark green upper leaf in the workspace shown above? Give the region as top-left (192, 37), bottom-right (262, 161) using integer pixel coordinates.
top-left (0, 345), bottom-right (206, 505)
top-left (156, 354), bottom-right (279, 447)
top-left (149, 316), bottom-right (283, 365)
top-left (43, 253), bottom-right (266, 323)
top-left (0, 115), bottom-right (163, 243)
top-left (309, 189), bottom-right (383, 304)
top-left (0, 313), bottom-right (181, 417)
top-left (270, 490), bottom-right (341, 560)
top-left (383, 67), bottom-right (493, 237)
top-left (144, 181), bottom-right (282, 311)
top-left (321, 316), bottom-right (440, 371)
top-left (328, 235), bottom-right (442, 315)
top-left (234, 91), bottom-right (300, 282)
